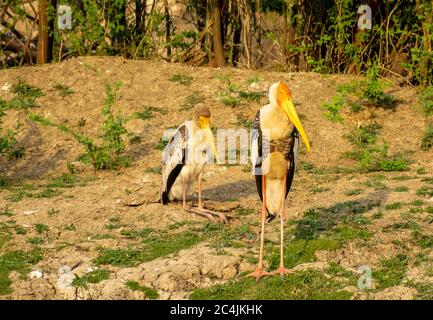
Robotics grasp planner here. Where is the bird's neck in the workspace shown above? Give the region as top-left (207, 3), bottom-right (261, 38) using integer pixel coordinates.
top-left (261, 103), bottom-right (292, 140)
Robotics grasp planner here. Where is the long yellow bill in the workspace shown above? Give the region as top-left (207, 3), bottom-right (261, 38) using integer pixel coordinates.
top-left (281, 99), bottom-right (311, 152)
top-left (204, 128), bottom-right (218, 162)
top-left (199, 117), bottom-right (218, 162)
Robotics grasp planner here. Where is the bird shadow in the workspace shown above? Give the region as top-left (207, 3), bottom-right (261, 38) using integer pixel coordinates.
top-left (202, 178), bottom-right (257, 201)
top-left (292, 189), bottom-right (390, 240)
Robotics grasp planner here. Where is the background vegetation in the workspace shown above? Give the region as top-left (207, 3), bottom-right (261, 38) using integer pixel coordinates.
top-left (1, 0), bottom-right (433, 85)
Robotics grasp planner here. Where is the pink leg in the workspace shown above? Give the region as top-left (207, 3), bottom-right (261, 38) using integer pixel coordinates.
top-left (246, 175), bottom-right (270, 281)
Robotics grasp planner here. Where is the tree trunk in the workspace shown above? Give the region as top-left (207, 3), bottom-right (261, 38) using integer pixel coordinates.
top-left (210, 0), bottom-right (225, 67)
top-left (136, 0), bottom-right (146, 34)
top-left (37, 0), bottom-right (49, 64)
top-left (164, 0), bottom-right (171, 58)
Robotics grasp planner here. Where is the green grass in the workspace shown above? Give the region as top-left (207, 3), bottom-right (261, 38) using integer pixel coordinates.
top-left (236, 117), bottom-right (253, 129)
top-left (154, 137), bottom-right (169, 151)
top-left (267, 237), bottom-right (341, 270)
top-left (411, 200), bottom-right (425, 206)
top-left (345, 189), bottom-right (364, 196)
top-left (322, 94), bottom-right (345, 123)
top-left (189, 269), bottom-right (352, 300)
top-left (414, 283), bottom-right (433, 300)
top-left (12, 79), bottom-right (43, 99)
top-left (181, 91), bottom-right (204, 111)
top-left (0, 206), bottom-right (13, 217)
top-left (72, 269), bottom-right (110, 288)
top-left (52, 83), bottom-right (75, 97)
top-left (417, 186), bottom-right (433, 197)
top-left (343, 123), bottom-right (409, 172)
top-left (385, 202), bottom-right (402, 210)
top-left (133, 106), bottom-right (167, 120)
top-left (145, 166), bottom-right (162, 174)
top-left (94, 231), bottom-right (202, 267)
top-left (238, 90), bottom-right (265, 102)
top-left (294, 201), bottom-right (380, 240)
top-left (47, 173), bottom-right (87, 188)
top-left (35, 224), bottom-right (49, 234)
top-left (374, 254), bottom-right (408, 289)
top-left (104, 217), bottom-right (123, 230)
top-left (126, 280), bottom-right (159, 299)
top-left (169, 74), bottom-right (193, 85)
top-left (412, 231), bottom-right (433, 248)
top-left (419, 86), bottom-right (433, 116)
top-left (421, 125), bottom-right (433, 151)
top-left (27, 236), bottom-right (44, 245)
top-left (393, 186), bottom-right (409, 192)
top-left (386, 221), bottom-right (419, 231)
top-left (332, 225), bottom-right (372, 240)
top-left (0, 249), bottom-right (43, 295)
top-left (236, 207), bottom-right (254, 216)
top-left (310, 186), bottom-right (331, 193)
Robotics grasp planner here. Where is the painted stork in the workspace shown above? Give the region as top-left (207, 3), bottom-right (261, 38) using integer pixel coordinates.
top-left (160, 104), bottom-right (227, 223)
top-left (249, 81), bottom-right (311, 280)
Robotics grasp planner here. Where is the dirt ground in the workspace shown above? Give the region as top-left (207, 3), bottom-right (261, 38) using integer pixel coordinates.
top-left (0, 56), bottom-right (432, 300)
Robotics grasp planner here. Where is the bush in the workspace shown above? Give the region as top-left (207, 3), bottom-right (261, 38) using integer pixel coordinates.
top-left (421, 125), bottom-right (433, 151)
top-left (419, 87), bottom-right (433, 116)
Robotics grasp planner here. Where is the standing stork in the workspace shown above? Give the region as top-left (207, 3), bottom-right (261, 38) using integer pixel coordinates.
top-left (160, 104), bottom-right (227, 223)
top-left (249, 81), bottom-right (311, 280)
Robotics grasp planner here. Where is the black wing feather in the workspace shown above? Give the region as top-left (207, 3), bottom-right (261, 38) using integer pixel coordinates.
top-left (251, 110), bottom-right (299, 222)
top-left (160, 125), bottom-right (187, 204)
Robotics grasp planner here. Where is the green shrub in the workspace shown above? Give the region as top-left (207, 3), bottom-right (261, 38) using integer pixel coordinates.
top-left (421, 125), bottom-right (433, 151)
top-left (419, 87), bottom-right (433, 116)
top-left (361, 63), bottom-right (397, 109)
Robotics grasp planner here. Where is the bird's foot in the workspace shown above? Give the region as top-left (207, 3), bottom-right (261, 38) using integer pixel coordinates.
top-left (196, 207), bottom-right (228, 224)
top-left (186, 207), bottom-right (217, 223)
top-left (246, 268), bottom-right (270, 282)
top-left (270, 267), bottom-right (293, 277)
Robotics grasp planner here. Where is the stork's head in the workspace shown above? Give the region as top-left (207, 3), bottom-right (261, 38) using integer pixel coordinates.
top-left (193, 104), bottom-right (218, 160)
top-left (269, 81), bottom-right (311, 152)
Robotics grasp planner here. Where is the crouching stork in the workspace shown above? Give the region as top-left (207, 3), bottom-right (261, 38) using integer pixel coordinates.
top-left (160, 104), bottom-right (227, 223)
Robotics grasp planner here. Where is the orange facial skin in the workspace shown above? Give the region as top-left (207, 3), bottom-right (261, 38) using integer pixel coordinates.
top-left (276, 82), bottom-right (292, 107)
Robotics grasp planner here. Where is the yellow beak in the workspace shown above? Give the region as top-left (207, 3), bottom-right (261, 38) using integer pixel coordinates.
top-left (204, 128), bottom-right (218, 162)
top-left (199, 118), bottom-right (218, 162)
top-left (281, 99), bottom-right (311, 152)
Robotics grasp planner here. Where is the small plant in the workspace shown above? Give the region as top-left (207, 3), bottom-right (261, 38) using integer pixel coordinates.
top-left (345, 189), bottom-right (363, 196)
top-left (419, 86), bottom-right (433, 116)
top-left (345, 123), bottom-right (381, 148)
top-left (0, 206), bottom-right (13, 217)
top-left (72, 269), bottom-right (110, 288)
top-left (47, 207), bottom-right (59, 217)
top-left (361, 62), bottom-right (397, 109)
top-left (155, 137), bottom-right (169, 151)
top-left (145, 166), bottom-right (162, 174)
top-left (133, 106), bottom-right (167, 120)
top-left (27, 236), bottom-right (44, 245)
top-left (236, 117), bottom-right (253, 129)
top-left (35, 224), bottom-right (49, 234)
top-left (53, 83), bottom-right (75, 97)
top-left (344, 124), bottom-right (409, 172)
top-left (238, 90), bottom-right (265, 102)
top-left (169, 74), bottom-right (193, 85)
top-left (79, 82), bottom-right (131, 170)
top-left (126, 281), bottom-right (159, 299)
top-left (385, 202), bottom-right (402, 210)
top-left (374, 254), bottom-right (408, 289)
top-left (181, 91), bottom-right (204, 111)
top-left (322, 94), bottom-right (345, 123)
top-left (421, 124), bottom-right (433, 151)
top-left (12, 79), bottom-right (43, 99)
